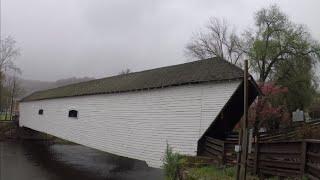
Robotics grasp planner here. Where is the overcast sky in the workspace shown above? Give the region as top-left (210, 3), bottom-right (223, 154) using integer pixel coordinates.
top-left (2, 0), bottom-right (320, 81)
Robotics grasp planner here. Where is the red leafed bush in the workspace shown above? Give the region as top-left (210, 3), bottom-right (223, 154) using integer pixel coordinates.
top-left (260, 82), bottom-right (288, 95)
top-left (249, 82), bottom-right (289, 131)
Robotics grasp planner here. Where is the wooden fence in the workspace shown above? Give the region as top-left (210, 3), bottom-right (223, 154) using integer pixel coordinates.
top-left (250, 141), bottom-right (303, 178)
top-left (201, 136), bottom-right (238, 165)
top-left (202, 136), bottom-right (320, 178)
top-left (200, 120), bottom-right (320, 177)
top-left (305, 140), bottom-right (320, 179)
top-left (249, 139), bottom-right (320, 178)
top-left (221, 120), bottom-right (320, 143)
top-left (258, 120), bottom-right (320, 142)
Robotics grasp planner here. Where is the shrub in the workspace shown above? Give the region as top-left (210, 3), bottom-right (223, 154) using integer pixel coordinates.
top-left (163, 143), bottom-right (182, 180)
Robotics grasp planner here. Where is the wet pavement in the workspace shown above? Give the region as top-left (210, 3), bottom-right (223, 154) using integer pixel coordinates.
top-left (0, 141), bottom-right (163, 180)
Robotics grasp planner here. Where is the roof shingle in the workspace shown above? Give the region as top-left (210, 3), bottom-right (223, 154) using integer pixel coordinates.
top-left (21, 58), bottom-right (244, 102)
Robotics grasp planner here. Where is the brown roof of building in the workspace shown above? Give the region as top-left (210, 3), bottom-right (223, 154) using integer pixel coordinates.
top-left (21, 58), bottom-right (244, 102)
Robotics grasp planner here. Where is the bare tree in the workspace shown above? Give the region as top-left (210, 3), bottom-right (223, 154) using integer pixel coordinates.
top-left (9, 75), bottom-right (20, 120)
top-left (185, 18), bottom-right (244, 65)
top-left (0, 37), bottom-right (20, 72)
top-left (0, 36), bottom-right (20, 112)
top-left (118, 68), bottom-right (131, 75)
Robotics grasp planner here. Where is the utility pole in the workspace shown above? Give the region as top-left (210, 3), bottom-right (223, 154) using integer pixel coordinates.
top-left (0, 0), bottom-right (2, 179)
top-left (236, 60), bottom-right (249, 180)
top-left (0, 0), bottom-right (2, 113)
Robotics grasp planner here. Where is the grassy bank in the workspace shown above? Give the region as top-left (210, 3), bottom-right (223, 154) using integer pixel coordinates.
top-left (184, 166), bottom-right (259, 180)
top-left (185, 166), bottom-right (235, 180)
top-left (162, 144), bottom-right (306, 180)
top-left (0, 114), bottom-right (12, 120)
top-left (163, 144), bottom-right (259, 180)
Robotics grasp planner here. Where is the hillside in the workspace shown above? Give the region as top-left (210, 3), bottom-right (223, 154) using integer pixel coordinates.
top-left (17, 77), bottom-right (95, 97)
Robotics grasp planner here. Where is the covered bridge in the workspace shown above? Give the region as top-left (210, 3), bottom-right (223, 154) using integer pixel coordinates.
top-left (19, 58), bottom-right (259, 168)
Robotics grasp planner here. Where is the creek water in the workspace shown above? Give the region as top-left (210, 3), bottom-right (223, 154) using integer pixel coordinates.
top-left (0, 141), bottom-right (163, 180)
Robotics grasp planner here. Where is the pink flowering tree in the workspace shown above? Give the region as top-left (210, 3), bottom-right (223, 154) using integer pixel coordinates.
top-left (249, 82), bottom-right (289, 131)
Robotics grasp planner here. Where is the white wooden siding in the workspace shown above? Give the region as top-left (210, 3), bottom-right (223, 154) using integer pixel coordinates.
top-left (19, 80), bottom-right (240, 168)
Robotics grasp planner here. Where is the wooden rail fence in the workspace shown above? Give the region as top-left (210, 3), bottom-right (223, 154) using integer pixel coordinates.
top-left (202, 136), bottom-right (320, 178)
top-left (201, 136), bottom-right (238, 165)
top-left (249, 141), bottom-right (303, 178)
top-left (250, 139), bottom-right (320, 178)
top-left (200, 121), bottom-right (320, 177)
top-left (305, 140), bottom-right (320, 179)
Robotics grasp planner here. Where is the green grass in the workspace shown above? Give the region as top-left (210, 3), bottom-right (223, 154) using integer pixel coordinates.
top-left (0, 114), bottom-right (12, 121)
top-left (185, 166), bottom-right (261, 180)
top-left (186, 166), bottom-right (234, 180)
top-left (163, 144), bottom-right (258, 180)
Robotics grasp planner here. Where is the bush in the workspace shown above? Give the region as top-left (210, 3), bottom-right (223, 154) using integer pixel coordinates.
top-left (163, 143), bottom-right (182, 180)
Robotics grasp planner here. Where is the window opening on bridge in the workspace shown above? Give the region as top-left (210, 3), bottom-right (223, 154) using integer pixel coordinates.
top-left (38, 109), bottom-right (44, 115)
top-left (68, 110), bottom-right (78, 118)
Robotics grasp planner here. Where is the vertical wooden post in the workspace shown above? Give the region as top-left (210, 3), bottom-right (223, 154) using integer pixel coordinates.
top-left (239, 60), bottom-right (249, 180)
top-left (253, 134), bottom-right (259, 175)
top-left (221, 141), bottom-right (225, 165)
top-left (236, 128), bottom-right (243, 180)
top-left (300, 141), bottom-right (307, 178)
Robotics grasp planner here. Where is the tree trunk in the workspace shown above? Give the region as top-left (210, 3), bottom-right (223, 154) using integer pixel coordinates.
top-left (9, 81), bottom-right (15, 121)
top-left (9, 98), bottom-right (14, 121)
top-left (4, 99), bottom-right (8, 120)
top-left (0, 77), bottom-right (2, 116)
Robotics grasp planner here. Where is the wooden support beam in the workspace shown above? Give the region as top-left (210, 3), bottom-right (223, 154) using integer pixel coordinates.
top-left (239, 60), bottom-right (249, 180)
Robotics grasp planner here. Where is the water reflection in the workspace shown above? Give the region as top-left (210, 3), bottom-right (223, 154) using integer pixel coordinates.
top-left (0, 141), bottom-right (163, 180)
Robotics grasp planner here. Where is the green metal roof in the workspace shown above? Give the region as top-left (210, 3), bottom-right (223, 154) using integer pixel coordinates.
top-left (21, 58), bottom-right (244, 102)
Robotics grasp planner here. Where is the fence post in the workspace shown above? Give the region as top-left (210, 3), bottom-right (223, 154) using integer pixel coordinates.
top-left (253, 135), bottom-right (259, 175)
top-left (300, 141), bottom-right (307, 178)
top-left (222, 141), bottom-right (225, 165)
top-left (236, 129), bottom-right (243, 180)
